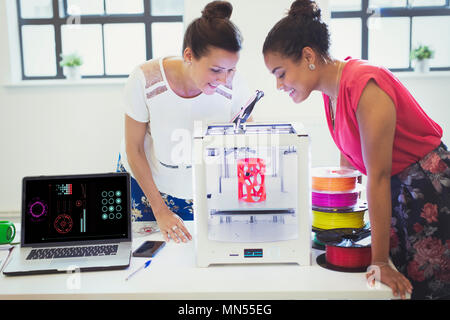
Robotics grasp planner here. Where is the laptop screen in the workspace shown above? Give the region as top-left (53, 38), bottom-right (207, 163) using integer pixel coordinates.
top-left (22, 173), bottom-right (130, 245)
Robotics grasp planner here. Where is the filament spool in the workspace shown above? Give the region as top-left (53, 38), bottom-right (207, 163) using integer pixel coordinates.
top-left (315, 228), bottom-right (372, 272)
top-left (311, 190), bottom-right (360, 208)
top-left (325, 244), bottom-right (371, 270)
top-left (311, 167), bottom-right (361, 192)
top-left (312, 210), bottom-right (365, 230)
top-left (312, 232), bottom-right (326, 250)
top-left (312, 203), bottom-right (368, 230)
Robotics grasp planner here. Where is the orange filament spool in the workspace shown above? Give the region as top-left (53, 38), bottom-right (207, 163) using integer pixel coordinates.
top-left (312, 176), bottom-right (358, 192)
top-left (312, 167), bottom-right (361, 192)
top-left (237, 158), bottom-right (266, 203)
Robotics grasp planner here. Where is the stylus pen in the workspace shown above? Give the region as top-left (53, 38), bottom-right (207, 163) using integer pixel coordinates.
top-left (125, 259), bottom-right (152, 281)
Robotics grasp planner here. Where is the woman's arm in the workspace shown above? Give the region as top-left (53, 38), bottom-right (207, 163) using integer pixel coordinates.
top-left (124, 114), bottom-right (192, 243)
top-left (356, 80), bottom-right (412, 299)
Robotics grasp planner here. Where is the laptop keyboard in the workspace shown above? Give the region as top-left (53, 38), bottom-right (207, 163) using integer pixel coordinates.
top-left (26, 245), bottom-right (119, 260)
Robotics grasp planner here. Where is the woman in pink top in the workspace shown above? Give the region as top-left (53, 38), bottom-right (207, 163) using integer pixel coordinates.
top-left (263, 0), bottom-right (449, 300)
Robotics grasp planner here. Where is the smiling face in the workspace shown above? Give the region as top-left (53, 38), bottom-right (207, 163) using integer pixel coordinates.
top-left (184, 46), bottom-right (240, 95)
top-left (264, 49), bottom-right (319, 103)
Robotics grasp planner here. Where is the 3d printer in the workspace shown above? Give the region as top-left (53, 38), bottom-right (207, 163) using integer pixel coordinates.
top-left (192, 94), bottom-right (312, 266)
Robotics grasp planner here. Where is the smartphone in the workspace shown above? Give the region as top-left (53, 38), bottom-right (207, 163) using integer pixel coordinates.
top-left (132, 241), bottom-right (166, 258)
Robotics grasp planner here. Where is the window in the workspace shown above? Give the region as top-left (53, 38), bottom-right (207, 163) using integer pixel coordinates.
top-left (330, 0), bottom-right (450, 71)
top-left (17, 0), bottom-right (184, 80)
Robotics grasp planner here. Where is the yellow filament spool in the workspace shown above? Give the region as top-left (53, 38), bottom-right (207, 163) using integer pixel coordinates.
top-left (312, 209), bottom-right (366, 230)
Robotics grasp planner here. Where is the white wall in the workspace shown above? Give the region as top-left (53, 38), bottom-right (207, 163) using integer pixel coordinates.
top-left (0, 0), bottom-right (449, 213)
top-left (0, 1), bottom-right (126, 212)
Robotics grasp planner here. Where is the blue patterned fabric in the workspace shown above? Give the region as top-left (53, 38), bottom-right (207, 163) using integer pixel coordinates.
top-left (390, 142), bottom-right (450, 300)
top-left (116, 154), bottom-right (193, 222)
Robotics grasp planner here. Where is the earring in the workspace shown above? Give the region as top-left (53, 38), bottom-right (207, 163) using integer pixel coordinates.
top-left (309, 64), bottom-right (316, 71)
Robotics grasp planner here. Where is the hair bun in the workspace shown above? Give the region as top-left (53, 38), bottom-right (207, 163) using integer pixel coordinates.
top-left (201, 1), bottom-right (233, 20)
top-left (288, 0), bottom-right (321, 20)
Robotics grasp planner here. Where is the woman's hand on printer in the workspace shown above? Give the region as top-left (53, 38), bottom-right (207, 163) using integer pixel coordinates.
top-left (155, 206), bottom-right (192, 243)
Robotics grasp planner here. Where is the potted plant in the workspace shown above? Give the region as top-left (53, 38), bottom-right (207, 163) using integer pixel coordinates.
top-left (410, 45), bottom-right (434, 73)
top-left (59, 53), bottom-right (83, 80)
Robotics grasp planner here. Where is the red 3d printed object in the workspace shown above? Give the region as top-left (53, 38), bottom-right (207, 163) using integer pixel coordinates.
top-left (237, 158), bottom-right (266, 203)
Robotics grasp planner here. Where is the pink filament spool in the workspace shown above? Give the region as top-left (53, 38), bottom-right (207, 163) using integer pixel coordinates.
top-left (311, 191), bottom-right (359, 208)
top-left (237, 158), bottom-right (266, 203)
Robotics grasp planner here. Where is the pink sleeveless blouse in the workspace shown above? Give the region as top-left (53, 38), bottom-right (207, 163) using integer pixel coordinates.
top-left (323, 58), bottom-right (443, 176)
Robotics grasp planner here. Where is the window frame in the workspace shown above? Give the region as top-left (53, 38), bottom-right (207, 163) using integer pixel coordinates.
top-left (331, 0), bottom-right (450, 72)
top-left (16, 0), bottom-right (183, 80)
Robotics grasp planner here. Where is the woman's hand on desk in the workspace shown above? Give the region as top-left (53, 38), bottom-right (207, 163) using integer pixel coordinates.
top-left (366, 263), bottom-right (412, 299)
top-left (155, 207), bottom-right (192, 243)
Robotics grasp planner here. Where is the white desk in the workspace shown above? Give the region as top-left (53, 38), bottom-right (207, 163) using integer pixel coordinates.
top-left (0, 222), bottom-right (395, 300)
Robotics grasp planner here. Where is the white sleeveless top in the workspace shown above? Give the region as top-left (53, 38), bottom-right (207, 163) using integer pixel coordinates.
top-left (120, 57), bottom-right (251, 199)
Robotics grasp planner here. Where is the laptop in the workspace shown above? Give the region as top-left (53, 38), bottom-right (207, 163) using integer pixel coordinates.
top-left (3, 172), bottom-right (132, 276)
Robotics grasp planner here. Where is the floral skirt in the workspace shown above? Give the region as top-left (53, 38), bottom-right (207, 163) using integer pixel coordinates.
top-left (116, 154), bottom-right (193, 222)
top-left (390, 142), bottom-right (450, 300)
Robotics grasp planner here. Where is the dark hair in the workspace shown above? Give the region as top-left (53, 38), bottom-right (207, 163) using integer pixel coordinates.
top-left (183, 1), bottom-right (242, 59)
top-left (262, 0), bottom-right (330, 61)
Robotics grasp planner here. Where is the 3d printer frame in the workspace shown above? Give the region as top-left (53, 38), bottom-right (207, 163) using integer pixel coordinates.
top-left (193, 122), bottom-right (312, 267)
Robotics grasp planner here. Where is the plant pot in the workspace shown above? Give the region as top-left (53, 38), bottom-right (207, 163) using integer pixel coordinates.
top-left (414, 59), bottom-right (430, 73)
top-left (64, 66), bottom-right (82, 80)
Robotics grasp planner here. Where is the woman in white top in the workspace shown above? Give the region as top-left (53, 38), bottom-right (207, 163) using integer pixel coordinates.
top-left (117, 1), bottom-right (251, 244)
